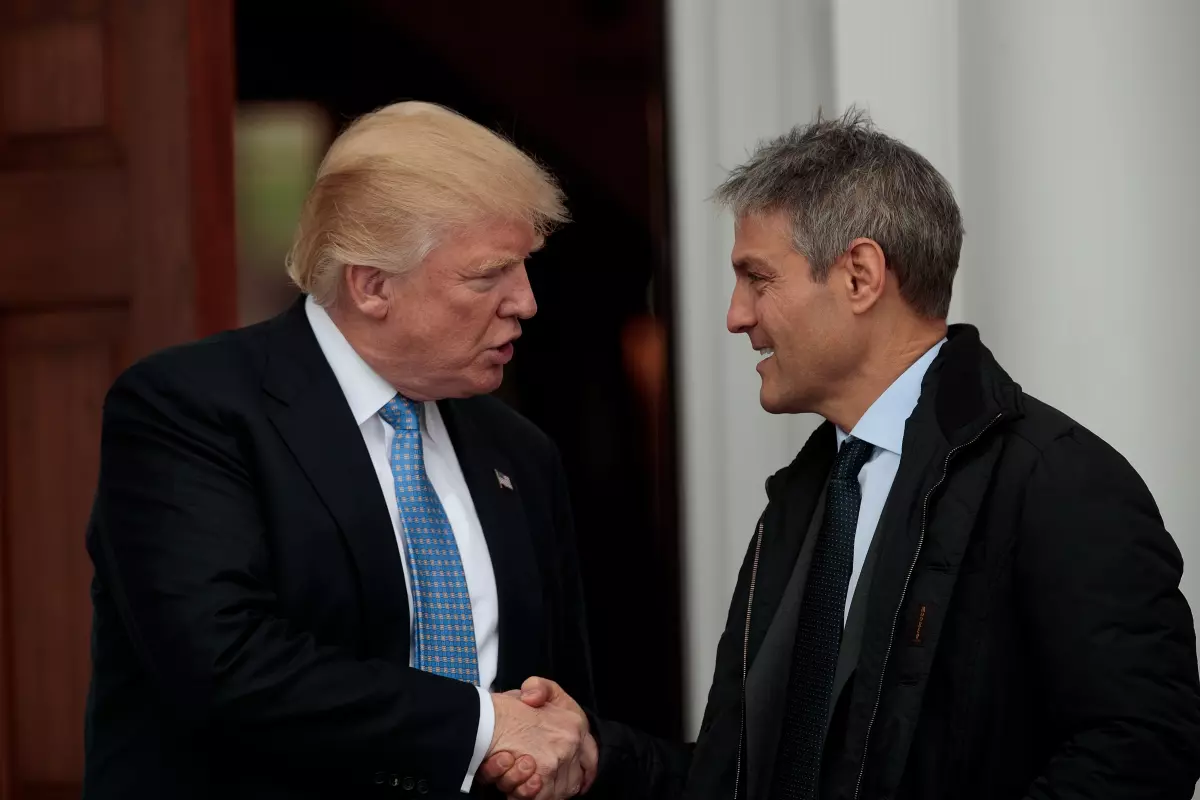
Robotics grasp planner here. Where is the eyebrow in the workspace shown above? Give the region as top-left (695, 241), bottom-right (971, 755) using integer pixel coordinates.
top-left (470, 236), bottom-right (546, 274)
top-left (732, 255), bottom-right (770, 273)
top-left (471, 255), bottom-right (525, 275)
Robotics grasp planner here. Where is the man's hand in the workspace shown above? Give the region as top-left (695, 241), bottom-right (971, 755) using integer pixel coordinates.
top-left (515, 678), bottom-right (598, 795)
top-left (480, 678), bottom-right (598, 799)
top-left (485, 681), bottom-right (590, 800)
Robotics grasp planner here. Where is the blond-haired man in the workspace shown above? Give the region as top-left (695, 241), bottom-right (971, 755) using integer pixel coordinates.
top-left (84, 103), bottom-right (598, 800)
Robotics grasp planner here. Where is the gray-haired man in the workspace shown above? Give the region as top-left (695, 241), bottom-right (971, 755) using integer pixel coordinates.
top-left (490, 110), bottom-right (1200, 800)
top-left (686, 110), bottom-right (1200, 800)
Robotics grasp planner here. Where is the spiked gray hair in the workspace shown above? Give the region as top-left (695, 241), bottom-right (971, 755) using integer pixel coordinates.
top-left (714, 108), bottom-right (963, 318)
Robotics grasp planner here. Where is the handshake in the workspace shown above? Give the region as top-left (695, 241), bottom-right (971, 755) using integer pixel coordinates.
top-left (480, 677), bottom-right (598, 800)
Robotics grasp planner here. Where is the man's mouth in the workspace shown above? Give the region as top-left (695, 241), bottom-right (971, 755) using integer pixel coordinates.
top-left (757, 347), bottom-right (774, 362)
top-left (490, 341), bottom-right (515, 365)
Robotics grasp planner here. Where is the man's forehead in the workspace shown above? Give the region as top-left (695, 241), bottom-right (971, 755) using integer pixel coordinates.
top-left (440, 220), bottom-right (538, 258)
top-left (480, 234), bottom-right (542, 262)
top-left (732, 214), bottom-right (791, 257)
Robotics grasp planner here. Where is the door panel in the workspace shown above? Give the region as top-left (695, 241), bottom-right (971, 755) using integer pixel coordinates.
top-left (4, 309), bottom-right (126, 794)
top-left (0, 1), bottom-right (234, 796)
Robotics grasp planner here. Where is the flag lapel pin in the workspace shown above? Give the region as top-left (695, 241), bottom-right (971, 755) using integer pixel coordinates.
top-left (495, 469), bottom-right (513, 490)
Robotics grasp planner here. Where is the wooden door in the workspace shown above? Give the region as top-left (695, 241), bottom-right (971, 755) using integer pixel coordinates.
top-left (0, 1), bottom-right (235, 796)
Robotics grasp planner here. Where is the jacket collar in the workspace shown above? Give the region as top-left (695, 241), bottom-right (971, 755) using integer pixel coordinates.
top-left (923, 323), bottom-right (1024, 446)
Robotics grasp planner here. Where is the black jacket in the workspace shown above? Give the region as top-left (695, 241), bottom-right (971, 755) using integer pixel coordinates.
top-left (680, 325), bottom-right (1200, 800)
top-left (84, 298), bottom-right (596, 799)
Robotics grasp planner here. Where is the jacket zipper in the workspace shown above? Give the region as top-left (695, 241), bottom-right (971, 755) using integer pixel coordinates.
top-left (733, 517), bottom-right (766, 800)
top-left (852, 413), bottom-right (1002, 800)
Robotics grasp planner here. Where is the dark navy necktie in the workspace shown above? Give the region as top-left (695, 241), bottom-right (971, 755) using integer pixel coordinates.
top-left (771, 435), bottom-right (875, 800)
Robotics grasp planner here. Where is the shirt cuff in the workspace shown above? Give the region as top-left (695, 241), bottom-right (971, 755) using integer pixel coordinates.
top-left (461, 686), bottom-right (495, 793)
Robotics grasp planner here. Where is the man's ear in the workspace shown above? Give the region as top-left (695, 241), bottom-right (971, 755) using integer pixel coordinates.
top-left (343, 265), bottom-right (391, 320)
top-left (839, 237), bottom-right (887, 315)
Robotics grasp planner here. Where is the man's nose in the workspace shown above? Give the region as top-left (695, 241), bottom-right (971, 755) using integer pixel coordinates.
top-left (502, 264), bottom-right (537, 319)
top-left (727, 283), bottom-right (756, 334)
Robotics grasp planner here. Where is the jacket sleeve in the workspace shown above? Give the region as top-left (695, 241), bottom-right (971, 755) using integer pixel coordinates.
top-left (89, 360), bottom-right (480, 790)
top-left (587, 717), bottom-right (694, 800)
top-left (1016, 429), bottom-right (1200, 799)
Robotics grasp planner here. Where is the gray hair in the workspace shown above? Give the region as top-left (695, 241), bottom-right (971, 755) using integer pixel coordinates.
top-left (714, 108), bottom-right (963, 318)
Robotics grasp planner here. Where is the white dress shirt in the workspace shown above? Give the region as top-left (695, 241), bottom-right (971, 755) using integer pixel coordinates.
top-left (834, 339), bottom-right (946, 623)
top-left (306, 297), bottom-right (497, 793)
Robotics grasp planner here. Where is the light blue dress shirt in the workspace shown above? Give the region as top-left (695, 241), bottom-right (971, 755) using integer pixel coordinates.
top-left (834, 339), bottom-right (946, 623)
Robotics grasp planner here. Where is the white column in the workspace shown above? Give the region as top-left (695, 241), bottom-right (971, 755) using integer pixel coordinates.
top-left (667, 0), bottom-right (832, 735)
top-left (958, 0), bottom-right (1200, 656)
top-left (830, 0), bottom-right (968, 319)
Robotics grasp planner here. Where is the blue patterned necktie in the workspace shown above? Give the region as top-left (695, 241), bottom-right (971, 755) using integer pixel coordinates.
top-left (771, 435), bottom-right (875, 800)
top-left (378, 394), bottom-right (480, 685)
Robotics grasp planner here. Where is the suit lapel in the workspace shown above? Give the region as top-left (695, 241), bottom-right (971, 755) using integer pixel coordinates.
top-left (261, 300), bottom-right (410, 665)
top-left (747, 423), bottom-right (836, 668)
top-left (439, 398), bottom-right (542, 692)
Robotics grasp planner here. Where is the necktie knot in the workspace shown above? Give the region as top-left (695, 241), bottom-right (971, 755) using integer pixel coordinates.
top-left (832, 436), bottom-right (874, 481)
top-left (379, 394), bottom-right (422, 431)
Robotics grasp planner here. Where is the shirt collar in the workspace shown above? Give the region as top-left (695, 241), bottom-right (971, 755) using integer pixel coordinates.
top-left (835, 338), bottom-right (946, 455)
top-left (305, 296), bottom-right (440, 442)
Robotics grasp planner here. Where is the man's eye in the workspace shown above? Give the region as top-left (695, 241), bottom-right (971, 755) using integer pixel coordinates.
top-left (747, 273), bottom-right (765, 283)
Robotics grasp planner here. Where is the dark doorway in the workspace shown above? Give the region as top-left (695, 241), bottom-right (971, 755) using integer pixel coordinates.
top-left (235, 0), bottom-right (682, 739)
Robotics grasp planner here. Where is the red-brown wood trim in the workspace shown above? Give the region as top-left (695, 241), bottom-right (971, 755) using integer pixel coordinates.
top-left (187, 0), bottom-right (237, 338)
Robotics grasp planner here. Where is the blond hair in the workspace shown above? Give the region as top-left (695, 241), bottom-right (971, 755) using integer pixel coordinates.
top-left (287, 101), bottom-right (569, 305)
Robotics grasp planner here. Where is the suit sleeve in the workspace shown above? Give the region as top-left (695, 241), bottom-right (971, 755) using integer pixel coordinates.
top-left (544, 445), bottom-right (693, 800)
top-left (89, 361), bottom-right (480, 790)
top-left (1016, 430), bottom-right (1200, 800)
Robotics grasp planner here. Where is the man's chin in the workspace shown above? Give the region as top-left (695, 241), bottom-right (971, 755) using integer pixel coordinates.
top-left (471, 366), bottom-right (505, 396)
top-left (758, 387), bottom-right (788, 415)
top-left (758, 383), bottom-right (805, 415)
top-left (436, 367), bottom-right (504, 399)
